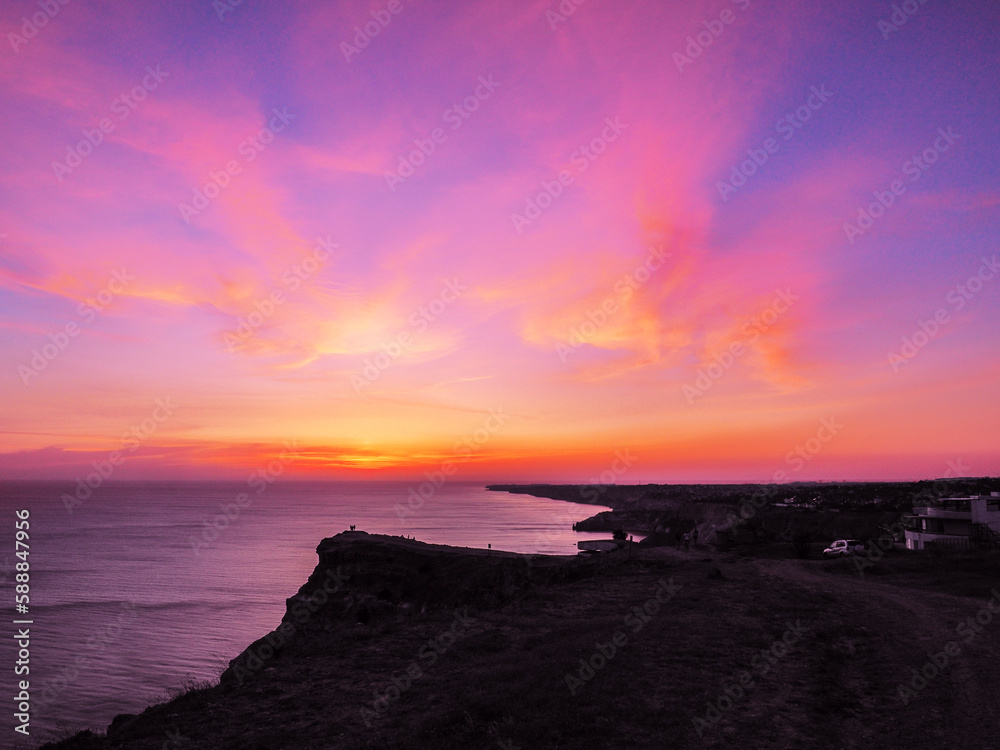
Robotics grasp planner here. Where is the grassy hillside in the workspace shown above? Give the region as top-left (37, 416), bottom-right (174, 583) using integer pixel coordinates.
top-left (41, 533), bottom-right (1000, 750)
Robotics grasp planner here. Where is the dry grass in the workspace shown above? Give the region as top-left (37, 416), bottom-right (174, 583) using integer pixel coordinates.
top-left (41, 538), bottom-right (1000, 750)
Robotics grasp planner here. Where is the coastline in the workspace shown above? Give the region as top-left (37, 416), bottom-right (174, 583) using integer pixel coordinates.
top-left (8, 481), bottom-right (623, 744)
top-left (486, 478), bottom-right (999, 540)
top-left (40, 528), bottom-right (1000, 750)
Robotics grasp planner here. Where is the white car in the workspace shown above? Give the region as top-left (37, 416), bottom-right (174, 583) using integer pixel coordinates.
top-left (823, 539), bottom-right (865, 558)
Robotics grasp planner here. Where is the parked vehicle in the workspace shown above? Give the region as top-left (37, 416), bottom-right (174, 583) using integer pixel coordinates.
top-left (823, 539), bottom-right (865, 558)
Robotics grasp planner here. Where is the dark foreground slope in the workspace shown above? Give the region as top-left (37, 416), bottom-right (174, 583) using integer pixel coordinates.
top-left (43, 532), bottom-right (1000, 750)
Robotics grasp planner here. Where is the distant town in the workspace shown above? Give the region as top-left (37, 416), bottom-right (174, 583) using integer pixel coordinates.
top-left (489, 477), bottom-right (1000, 553)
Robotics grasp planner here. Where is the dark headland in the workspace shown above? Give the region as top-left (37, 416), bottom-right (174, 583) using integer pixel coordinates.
top-left (486, 478), bottom-right (1000, 542)
top-left (42, 479), bottom-right (1000, 750)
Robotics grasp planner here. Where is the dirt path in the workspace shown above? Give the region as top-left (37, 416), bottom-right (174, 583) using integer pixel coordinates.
top-left (749, 557), bottom-right (1000, 748)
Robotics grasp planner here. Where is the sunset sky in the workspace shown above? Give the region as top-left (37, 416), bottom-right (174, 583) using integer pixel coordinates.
top-left (1, 0), bottom-right (998, 482)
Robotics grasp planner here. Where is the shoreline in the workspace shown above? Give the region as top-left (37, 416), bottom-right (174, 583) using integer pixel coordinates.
top-left (39, 529), bottom-right (1000, 749)
top-left (486, 478), bottom-right (1000, 539)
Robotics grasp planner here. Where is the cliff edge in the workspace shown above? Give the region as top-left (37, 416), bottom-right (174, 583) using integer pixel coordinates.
top-left (41, 532), bottom-right (1000, 750)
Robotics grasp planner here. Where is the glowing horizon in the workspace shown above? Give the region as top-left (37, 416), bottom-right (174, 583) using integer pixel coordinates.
top-left (1, 0), bottom-right (998, 484)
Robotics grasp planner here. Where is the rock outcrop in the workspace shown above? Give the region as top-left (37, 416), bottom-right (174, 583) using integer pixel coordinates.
top-left (219, 531), bottom-right (596, 688)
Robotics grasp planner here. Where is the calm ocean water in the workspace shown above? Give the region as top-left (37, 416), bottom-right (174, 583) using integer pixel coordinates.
top-left (0, 480), bottom-right (610, 744)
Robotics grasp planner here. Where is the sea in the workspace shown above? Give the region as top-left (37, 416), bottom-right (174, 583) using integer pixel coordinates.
top-left (0, 480), bottom-right (612, 745)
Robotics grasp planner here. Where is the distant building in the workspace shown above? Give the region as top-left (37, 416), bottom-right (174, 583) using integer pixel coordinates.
top-left (904, 493), bottom-right (1000, 550)
top-left (774, 496), bottom-right (820, 510)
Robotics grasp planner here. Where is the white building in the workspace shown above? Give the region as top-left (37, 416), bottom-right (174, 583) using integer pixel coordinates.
top-left (905, 493), bottom-right (1000, 550)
